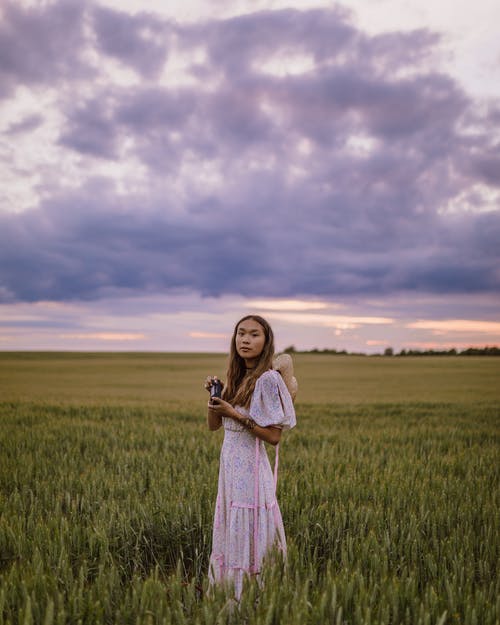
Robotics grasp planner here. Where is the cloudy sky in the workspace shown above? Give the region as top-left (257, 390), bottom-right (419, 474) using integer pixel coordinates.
top-left (1, 0), bottom-right (499, 353)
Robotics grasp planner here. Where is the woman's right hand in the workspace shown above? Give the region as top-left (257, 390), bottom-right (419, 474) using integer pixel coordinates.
top-left (208, 397), bottom-right (239, 420)
top-left (204, 375), bottom-right (224, 392)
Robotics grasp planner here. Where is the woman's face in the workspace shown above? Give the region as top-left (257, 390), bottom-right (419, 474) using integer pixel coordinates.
top-left (235, 318), bottom-right (266, 365)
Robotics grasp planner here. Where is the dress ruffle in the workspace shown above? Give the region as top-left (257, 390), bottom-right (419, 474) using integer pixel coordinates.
top-left (208, 500), bottom-right (285, 597)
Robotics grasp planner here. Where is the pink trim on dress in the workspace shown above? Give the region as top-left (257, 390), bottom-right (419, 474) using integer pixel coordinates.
top-left (274, 443), bottom-right (279, 490)
top-left (252, 438), bottom-right (260, 574)
top-left (230, 501), bottom-right (277, 509)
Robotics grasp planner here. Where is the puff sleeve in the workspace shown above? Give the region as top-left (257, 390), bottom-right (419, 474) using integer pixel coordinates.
top-left (249, 370), bottom-right (296, 431)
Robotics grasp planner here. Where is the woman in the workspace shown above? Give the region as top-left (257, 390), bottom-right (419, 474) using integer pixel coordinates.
top-left (204, 315), bottom-right (297, 599)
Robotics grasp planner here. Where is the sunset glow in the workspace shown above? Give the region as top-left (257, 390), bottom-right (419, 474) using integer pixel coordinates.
top-left (407, 320), bottom-right (500, 335)
top-left (58, 333), bottom-right (146, 341)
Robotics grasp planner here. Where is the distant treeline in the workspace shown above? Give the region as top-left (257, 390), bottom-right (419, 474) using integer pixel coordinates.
top-left (283, 346), bottom-right (500, 357)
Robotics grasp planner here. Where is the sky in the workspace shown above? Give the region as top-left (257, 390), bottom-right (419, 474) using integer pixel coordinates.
top-left (0, 0), bottom-right (499, 353)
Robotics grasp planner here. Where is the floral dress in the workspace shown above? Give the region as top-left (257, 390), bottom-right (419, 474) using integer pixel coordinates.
top-left (208, 369), bottom-right (296, 599)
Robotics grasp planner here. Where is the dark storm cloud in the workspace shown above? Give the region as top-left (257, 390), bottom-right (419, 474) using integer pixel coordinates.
top-left (1, 174), bottom-right (498, 304)
top-left (0, 177), bottom-right (270, 302)
top-left (0, 2), bottom-right (499, 303)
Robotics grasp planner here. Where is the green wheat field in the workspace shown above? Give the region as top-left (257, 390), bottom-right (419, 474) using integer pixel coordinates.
top-left (0, 352), bottom-right (499, 625)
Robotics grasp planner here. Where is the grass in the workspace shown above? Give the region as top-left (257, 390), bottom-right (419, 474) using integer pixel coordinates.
top-left (0, 353), bottom-right (498, 624)
top-left (1, 351), bottom-right (499, 405)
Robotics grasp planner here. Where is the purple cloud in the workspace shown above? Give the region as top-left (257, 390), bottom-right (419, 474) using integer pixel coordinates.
top-left (91, 6), bottom-right (171, 78)
top-left (0, 0), bottom-right (90, 98)
top-left (0, 2), bottom-right (498, 305)
top-left (5, 113), bottom-right (44, 135)
top-left (58, 97), bottom-right (120, 158)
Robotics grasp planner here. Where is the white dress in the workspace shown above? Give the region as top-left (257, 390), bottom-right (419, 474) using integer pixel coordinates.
top-left (208, 369), bottom-right (296, 599)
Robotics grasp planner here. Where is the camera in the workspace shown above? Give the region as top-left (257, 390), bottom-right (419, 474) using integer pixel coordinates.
top-left (210, 378), bottom-right (223, 400)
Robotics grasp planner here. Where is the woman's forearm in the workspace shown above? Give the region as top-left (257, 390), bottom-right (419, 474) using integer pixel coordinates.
top-left (251, 423), bottom-right (281, 446)
top-left (208, 402), bottom-right (281, 445)
top-left (227, 408), bottom-right (281, 446)
top-left (207, 405), bottom-right (222, 430)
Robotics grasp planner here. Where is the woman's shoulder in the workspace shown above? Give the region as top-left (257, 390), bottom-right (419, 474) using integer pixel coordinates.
top-left (256, 368), bottom-right (280, 384)
top-left (250, 367), bottom-right (296, 429)
top-left (253, 369), bottom-right (283, 396)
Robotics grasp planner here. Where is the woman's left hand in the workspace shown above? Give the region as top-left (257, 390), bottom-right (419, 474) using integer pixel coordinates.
top-left (208, 397), bottom-right (241, 421)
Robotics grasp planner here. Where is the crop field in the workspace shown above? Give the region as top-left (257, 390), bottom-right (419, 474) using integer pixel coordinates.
top-left (0, 352), bottom-right (499, 625)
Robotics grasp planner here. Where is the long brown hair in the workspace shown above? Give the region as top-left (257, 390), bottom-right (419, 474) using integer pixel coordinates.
top-left (222, 315), bottom-right (275, 408)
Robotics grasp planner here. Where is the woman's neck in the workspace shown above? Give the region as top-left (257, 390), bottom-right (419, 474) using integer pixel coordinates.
top-left (243, 357), bottom-right (258, 370)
